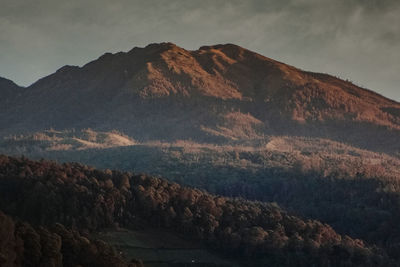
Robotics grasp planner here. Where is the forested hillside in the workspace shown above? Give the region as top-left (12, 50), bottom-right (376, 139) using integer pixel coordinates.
top-left (4, 135), bottom-right (400, 257)
top-left (0, 155), bottom-right (393, 266)
top-left (0, 211), bottom-right (143, 267)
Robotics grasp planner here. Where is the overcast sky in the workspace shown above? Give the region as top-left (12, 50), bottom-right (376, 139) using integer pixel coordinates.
top-left (0, 0), bottom-right (399, 101)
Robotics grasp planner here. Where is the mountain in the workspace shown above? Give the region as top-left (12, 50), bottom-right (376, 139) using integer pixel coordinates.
top-left (0, 77), bottom-right (24, 111)
top-left (2, 43), bottom-right (400, 266)
top-left (0, 43), bottom-right (399, 154)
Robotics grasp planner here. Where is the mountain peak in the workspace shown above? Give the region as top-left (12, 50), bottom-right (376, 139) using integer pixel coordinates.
top-left (56, 65), bottom-right (80, 73)
top-left (145, 42), bottom-right (179, 49)
top-left (0, 76), bottom-right (24, 109)
top-left (0, 76), bottom-right (20, 88)
top-left (199, 43), bottom-right (245, 53)
top-left (127, 42), bottom-right (182, 55)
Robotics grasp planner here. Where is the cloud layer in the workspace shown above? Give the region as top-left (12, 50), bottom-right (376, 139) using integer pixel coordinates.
top-left (0, 0), bottom-right (399, 101)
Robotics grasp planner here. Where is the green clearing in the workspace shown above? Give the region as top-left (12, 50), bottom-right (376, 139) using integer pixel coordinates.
top-left (95, 228), bottom-right (239, 267)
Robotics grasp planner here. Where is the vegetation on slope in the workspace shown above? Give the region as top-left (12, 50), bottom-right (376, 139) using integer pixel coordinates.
top-left (0, 211), bottom-right (143, 267)
top-left (4, 134), bottom-right (400, 258)
top-left (2, 129), bottom-right (135, 152)
top-left (0, 155), bottom-right (392, 266)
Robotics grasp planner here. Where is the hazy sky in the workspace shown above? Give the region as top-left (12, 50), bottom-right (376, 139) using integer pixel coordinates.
top-left (0, 0), bottom-right (399, 101)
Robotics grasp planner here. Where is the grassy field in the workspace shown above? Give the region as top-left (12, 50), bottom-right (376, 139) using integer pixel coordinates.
top-left (95, 228), bottom-right (239, 267)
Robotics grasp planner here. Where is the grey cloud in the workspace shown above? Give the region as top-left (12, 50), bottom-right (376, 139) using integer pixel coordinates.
top-left (0, 0), bottom-right (398, 101)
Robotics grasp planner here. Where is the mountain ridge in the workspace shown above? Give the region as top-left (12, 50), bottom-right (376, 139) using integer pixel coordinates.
top-left (0, 76), bottom-right (24, 108)
top-left (22, 42), bottom-right (400, 104)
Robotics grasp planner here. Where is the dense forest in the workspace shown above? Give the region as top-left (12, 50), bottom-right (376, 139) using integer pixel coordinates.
top-left (0, 155), bottom-right (395, 266)
top-left (0, 211), bottom-right (143, 267)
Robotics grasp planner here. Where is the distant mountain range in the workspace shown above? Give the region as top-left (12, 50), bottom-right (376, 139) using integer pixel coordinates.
top-left (1, 42), bottom-right (399, 155)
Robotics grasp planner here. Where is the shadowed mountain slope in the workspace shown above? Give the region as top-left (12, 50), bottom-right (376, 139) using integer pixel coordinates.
top-left (0, 77), bottom-right (24, 111)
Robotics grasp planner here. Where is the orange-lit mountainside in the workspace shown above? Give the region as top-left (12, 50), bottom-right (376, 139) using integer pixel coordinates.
top-left (0, 43), bottom-right (399, 154)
